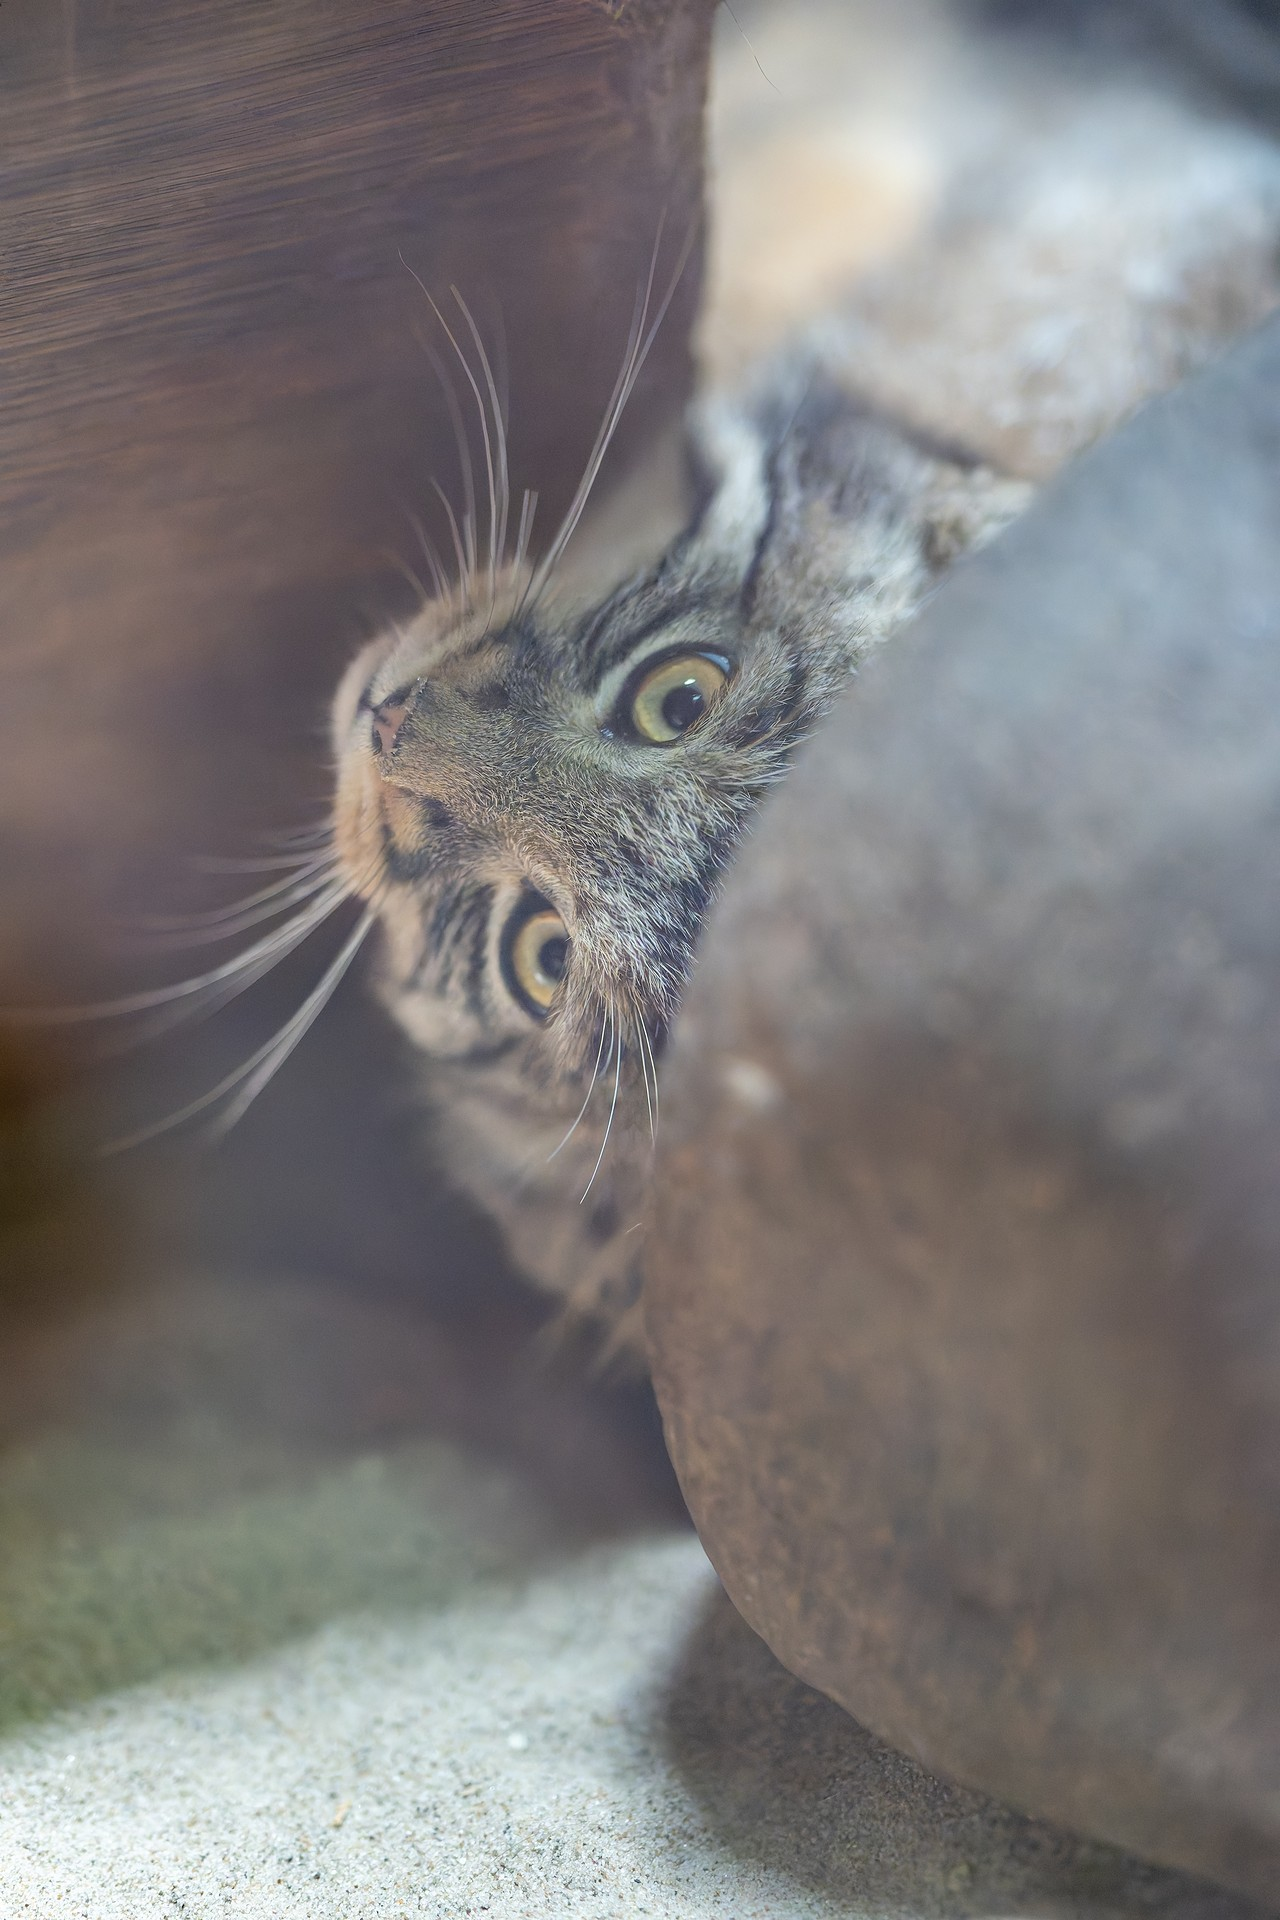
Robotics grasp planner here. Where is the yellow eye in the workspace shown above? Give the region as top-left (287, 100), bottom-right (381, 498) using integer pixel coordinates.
top-left (504, 905), bottom-right (570, 1016)
top-left (624, 652), bottom-right (730, 744)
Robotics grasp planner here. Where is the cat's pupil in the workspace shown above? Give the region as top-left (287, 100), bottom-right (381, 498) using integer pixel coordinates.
top-left (661, 680), bottom-right (705, 734)
top-left (538, 935), bottom-right (569, 984)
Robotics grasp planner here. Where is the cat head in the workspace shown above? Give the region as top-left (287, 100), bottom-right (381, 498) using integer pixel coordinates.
top-left (336, 414), bottom-right (751, 1099)
top-left (335, 380), bottom-right (970, 1071)
top-left (330, 369), bottom-right (1023, 1316)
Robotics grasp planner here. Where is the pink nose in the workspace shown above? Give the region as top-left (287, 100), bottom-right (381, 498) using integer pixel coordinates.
top-left (370, 696), bottom-right (410, 757)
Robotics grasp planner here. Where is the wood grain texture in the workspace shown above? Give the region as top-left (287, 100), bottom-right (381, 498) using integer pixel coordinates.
top-left (0, 0), bottom-right (712, 970)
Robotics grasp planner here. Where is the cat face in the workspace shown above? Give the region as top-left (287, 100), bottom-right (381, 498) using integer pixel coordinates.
top-left (330, 374), bottom-right (1024, 1324)
top-left (333, 563), bottom-right (795, 1092)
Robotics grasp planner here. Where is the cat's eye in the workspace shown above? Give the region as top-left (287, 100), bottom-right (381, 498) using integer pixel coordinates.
top-left (502, 902), bottom-right (570, 1017)
top-left (619, 651), bottom-right (731, 744)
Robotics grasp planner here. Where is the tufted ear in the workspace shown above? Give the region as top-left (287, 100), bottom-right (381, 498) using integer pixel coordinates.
top-left (685, 360), bottom-right (1036, 663)
top-left (918, 465), bottom-right (1035, 571)
top-left (681, 390), bottom-right (774, 586)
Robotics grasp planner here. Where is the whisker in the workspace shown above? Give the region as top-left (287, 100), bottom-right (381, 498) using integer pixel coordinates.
top-left (406, 511), bottom-right (451, 604)
top-left (134, 859), bottom-right (334, 934)
top-left (639, 1029), bottom-right (655, 1144)
top-left (130, 866), bottom-right (339, 951)
top-left (430, 478), bottom-right (472, 609)
top-left (524, 213), bottom-right (697, 614)
top-left (490, 297), bottom-right (511, 457)
top-left (188, 843), bottom-right (329, 876)
top-left (3, 881), bottom-right (352, 1026)
top-left (403, 257), bottom-right (497, 603)
top-left (421, 287), bottom-right (498, 605)
top-left (207, 907), bottom-right (377, 1139)
top-left (720, 0), bottom-right (782, 94)
top-left (636, 1013), bottom-right (658, 1146)
top-left (451, 286), bottom-right (510, 589)
top-left (382, 548), bottom-right (433, 608)
top-left (512, 488), bottom-right (539, 581)
top-left (521, 283), bottom-right (648, 618)
top-left (547, 1010), bottom-right (611, 1163)
top-left (100, 907), bottom-right (376, 1154)
top-left (417, 323), bottom-right (479, 587)
top-left (581, 1018), bottom-right (624, 1202)
top-left (97, 907), bottom-right (348, 1054)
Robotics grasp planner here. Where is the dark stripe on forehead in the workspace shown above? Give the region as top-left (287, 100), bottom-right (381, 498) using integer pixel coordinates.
top-left (737, 436), bottom-right (785, 627)
top-left (578, 589), bottom-right (725, 693)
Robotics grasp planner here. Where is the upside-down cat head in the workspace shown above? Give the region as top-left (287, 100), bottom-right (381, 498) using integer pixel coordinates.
top-left (331, 366), bottom-right (1026, 1339)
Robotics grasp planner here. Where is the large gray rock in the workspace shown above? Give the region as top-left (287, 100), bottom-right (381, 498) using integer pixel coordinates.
top-left (647, 318), bottom-right (1280, 1902)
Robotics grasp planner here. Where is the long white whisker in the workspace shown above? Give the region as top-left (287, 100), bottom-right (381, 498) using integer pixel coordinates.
top-left (522, 286), bottom-right (647, 617)
top-left (642, 1018), bottom-right (661, 1140)
top-left (100, 908), bottom-right (376, 1155)
top-left (135, 859), bottom-right (334, 936)
top-left (452, 286), bottom-right (509, 585)
top-left (636, 1014), bottom-right (656, 1146)
top-left (100, 909), bottom-right (347, 1054)
top-left (410, 271), bottom-right (496, 604)
top-left (421, 334), bottom-right (478, 583)
top-left (402, 251), bottom-right (479, 590)
top-left (206, 908), bottom-right (376, 1139)
top-left (525, 214), bottom-right (696, 612)
top-left (3, 881), bottom-right (352, 1026)
top-left (490, 297), bottom-right (511, 459)
top-left (383, 549), bottom-right (433, 608)
top-left (188, 845), bottom-right (328, 876)
top-left (548, 1011), bottom-right (611, 1163)
top-left (407, 511), bottom-right (450, 603)
top-left (423, 288), bottom-right (497, 603)
top-left (88, 849), bottom-right (382, 1056)
top-left (430, 478), bottom-right (472, 609)
top-left (132, 869), bottom-right (340, 952)
top-left (512, 488), bottom-right (539, 581)
top-left (581, 1019), bottom-right (624, 1202)
top-left (271, 823), bottom-right (336, 846)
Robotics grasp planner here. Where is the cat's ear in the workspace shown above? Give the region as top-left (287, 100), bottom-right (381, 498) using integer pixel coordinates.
top-left (920, 467), bottom-right (1033, 571)
top-left (681, 392), bottom-right (774, 584)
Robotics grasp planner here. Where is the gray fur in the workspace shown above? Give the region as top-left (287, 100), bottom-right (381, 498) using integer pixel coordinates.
top-left (331, 361), bottom-right (1027, 1342)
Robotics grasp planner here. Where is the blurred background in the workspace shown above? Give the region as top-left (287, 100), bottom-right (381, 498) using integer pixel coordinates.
top-left (1, 1), bottom-right (1278, 1910)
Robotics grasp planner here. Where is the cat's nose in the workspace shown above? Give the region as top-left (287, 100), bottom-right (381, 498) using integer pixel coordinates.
top-left (369, 694), bottom-right (411, 758)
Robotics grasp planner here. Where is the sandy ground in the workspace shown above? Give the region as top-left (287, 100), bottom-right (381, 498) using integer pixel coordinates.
top-left (0, 1259), bottom-right (1267, 1920)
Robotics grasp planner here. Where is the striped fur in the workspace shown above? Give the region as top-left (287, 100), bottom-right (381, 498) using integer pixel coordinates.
top-left (331, 361), bottom-right (1026, 1342)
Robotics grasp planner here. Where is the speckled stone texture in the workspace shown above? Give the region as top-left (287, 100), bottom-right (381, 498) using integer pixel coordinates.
top-left (647, 319), bottom-right (1280, 1903)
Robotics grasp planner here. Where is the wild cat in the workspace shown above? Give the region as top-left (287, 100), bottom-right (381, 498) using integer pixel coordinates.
top-left (332, 345), bottom-right (1028, 1339)
top-left (28, 16), bottom-right (1280, 1354)
top-left (323, 61), bottom-right (1280, 1348)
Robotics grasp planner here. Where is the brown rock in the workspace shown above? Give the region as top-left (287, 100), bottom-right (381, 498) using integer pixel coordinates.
top-left (647, 319), bottom-right (1280, 1902)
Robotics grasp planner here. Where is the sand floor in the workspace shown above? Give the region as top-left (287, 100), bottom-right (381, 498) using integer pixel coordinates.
top-left (0, 1256), bottom-right (1267, 1920)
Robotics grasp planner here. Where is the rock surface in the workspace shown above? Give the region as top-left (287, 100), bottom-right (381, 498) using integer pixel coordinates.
top-left (647, 319), bottom-right (1280, 1902)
